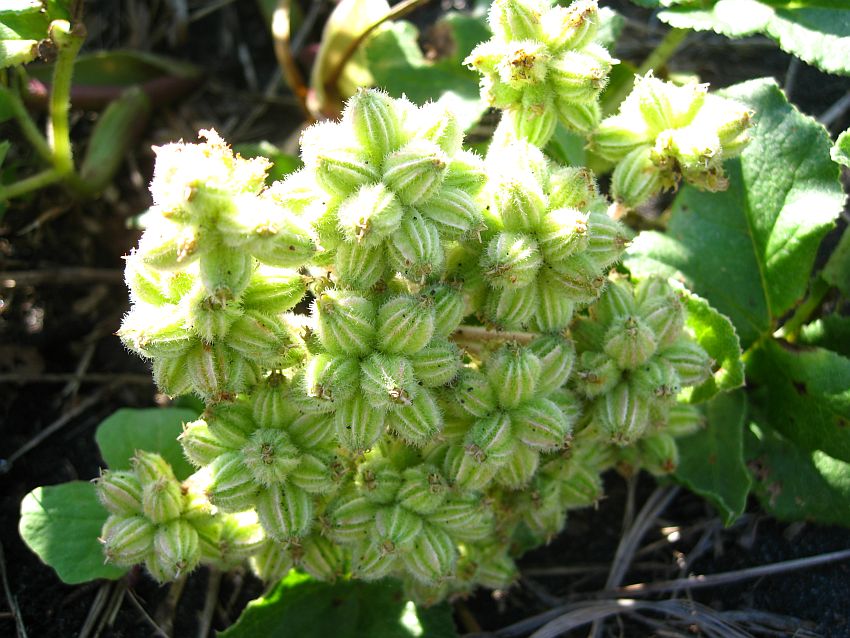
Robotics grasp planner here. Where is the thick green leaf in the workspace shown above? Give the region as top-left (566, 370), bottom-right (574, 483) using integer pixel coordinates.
top-left (95, 407), bottom-right (197, 479)
top-left (625, 78), bottom-right (845, 348)
top-left (799, 315), bottom-right (850, 358)
top-left (363, 14), bottom-right (489, 132)
top-left (832, 129), bottom-right (850, 168)
top-left (675, 391), bottom-right (751, 525)
top-left (747, 338), bottom-right (850, 462)
top-left (745, 421), bottom-right (850, 525)
top-left (659, 0), bottom-right (850, 75)
top-left (682, 290), bottom-right (744, 404)
top-left (220, 572), bottom-right (458, 638)
top-left (19, 482), bottom-right (126, 584)
top-left (823, 226), bottom-right (850, 298)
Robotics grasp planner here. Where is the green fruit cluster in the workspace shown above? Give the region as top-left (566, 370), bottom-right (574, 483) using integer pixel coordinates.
top-left (283, 89), bottom-right (486, 285)
top-left (109, 0), bottom-right (742, 603)
top-left (590, 73), bottom-right (752, 207)
top-left (466, 138), bottom-right (629, 330)
top-left (119, 130), bottom-right (313, 400)
top-left (466, 0), bottom-right (616, 144)
top-left (96, 451), bottom-right (263, 581)
top-left (572, 276), bottom-right (710, 451)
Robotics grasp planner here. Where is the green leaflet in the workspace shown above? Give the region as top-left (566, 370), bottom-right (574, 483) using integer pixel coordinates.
top-left (675, 391), bottom-right (751, 525)
top-left (363, 14), bottom-right (490, 132)
top-left (19, 482), bottom-right (127, 584)
top-left (682, 290), bottom-right (744, 404)
top-left (95, 407), bottom-right (198, 480)
top-left (832, 129), bottom-right (850, 168)
top-left (745, 421), bottom-right (850, 526)
top-left (658, 0), bottom-right (850, 75)
top-left (747, 339), bottom-right (850, 463)
top-left (220, 572), bottom-right (458, 638)
top-left (625, 78), bottom-right (844, 348)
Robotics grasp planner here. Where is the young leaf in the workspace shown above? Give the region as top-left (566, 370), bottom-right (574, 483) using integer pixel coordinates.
top-left (681, 290), bottom-right (744, 404)
top-left (220, 572), bottom-right (458, 638)
top-left (19, 482), bottom-right (126, 584)
top-left (745, 422), bottom-right (850, 526)
top-left (832, 129), bottom-right (850, 168)
top-left (747, 339), bottom-right (850, 463)
top-left (799, 315), bottom-right (850, 358)
top-left (95, 408), bottom-right (197, 479)
top-left (625, 78), bottom-right (845, 348)
top-left (658, 0), bottom-right (850, 76)
top-left (363, 14), bottom-right (490, 132)
top-left (674, 391), bottom-right (751, 526)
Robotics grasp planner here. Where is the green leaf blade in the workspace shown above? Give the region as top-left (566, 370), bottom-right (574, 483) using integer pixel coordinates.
top-left (659, 0), bottom-right (850, 75)
top-left (746, 422), bottom-right (850, 525)
top-left (682, 290), bottom-right (744, 403)
top-left (675, 391), bottom-right (752, 525)
top-left (95, 407), bottom-right (197, 479)
top-left (19, 482), bottom-right (126, 584)
top-left (626, 78), bottom-right (845, 348)
top-left (220, 573), bottom-right (457, 638)
top-left (747, 339), bottom-right (850, 463)
top-left (832, 129), bottom-right (850, 168)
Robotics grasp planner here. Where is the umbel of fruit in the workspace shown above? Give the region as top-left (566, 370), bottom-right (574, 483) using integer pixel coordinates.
top-left (118, 130), bottom-right (314, 400)
top-left (466, 0), bottom-right (616, 145)
top-left (459, 136), bottom-right (630, 330)
top-left (109, 71), bottom-right (729, 601)
top-left (590, 73), bottom-right (753, 207)
top-left (283, 88), bottom-right (487, 287)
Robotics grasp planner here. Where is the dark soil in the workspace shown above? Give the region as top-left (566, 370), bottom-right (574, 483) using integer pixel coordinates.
top-left (2, 1), bottom-right (850, 637)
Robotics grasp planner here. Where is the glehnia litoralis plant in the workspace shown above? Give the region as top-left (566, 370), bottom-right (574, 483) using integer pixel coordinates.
top-left (102, 0), bottom-right (750, 604)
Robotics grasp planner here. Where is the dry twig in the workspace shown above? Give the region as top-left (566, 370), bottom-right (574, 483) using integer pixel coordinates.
top-left (0, 541), bottom-right (27, 638)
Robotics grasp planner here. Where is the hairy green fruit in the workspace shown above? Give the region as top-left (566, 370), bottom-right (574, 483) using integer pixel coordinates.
top-left (112, 72), bottom-right (744, 604)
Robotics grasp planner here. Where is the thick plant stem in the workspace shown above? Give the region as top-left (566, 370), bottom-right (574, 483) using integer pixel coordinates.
top-left (0, 168), bottom-right (63, 201)
top-left (0, 86), bottom-right (54, 165)
top-left (47, 20), bottom-right (86, 177)
top-left (602, 27), bottom-right (689, 115)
